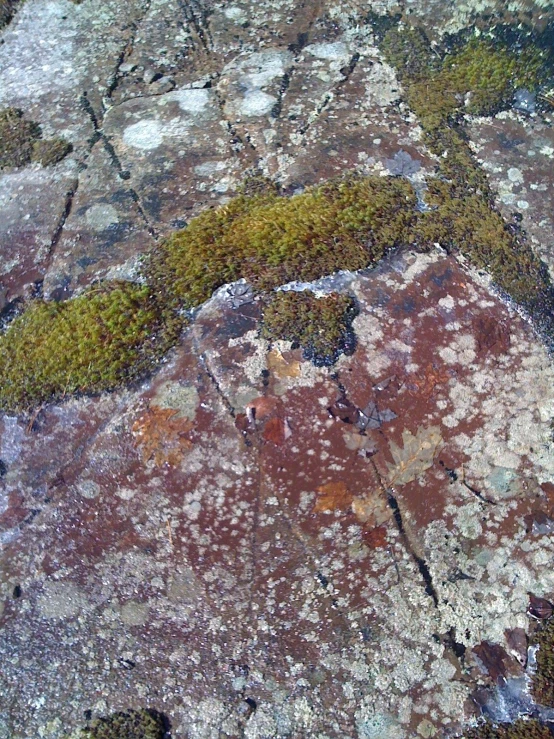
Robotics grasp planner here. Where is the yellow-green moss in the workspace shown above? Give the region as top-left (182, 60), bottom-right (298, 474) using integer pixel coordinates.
top-left (31, 137), bottom-right (73, 166)
top-left (0, 282), bottom-right (181, 413)
top-left (413, 179), bottom-right (553, 314)
top-left (261, 291), bottom-right (357, 365)
top-left (0, 108), bottom-right (42, 169)
top-left (0, 107), bottom-right (72, 169)
top-left (72, 709), bottom-right (165, 738)
top-left (462, 718), bottom-right (554, 738)
top-left (382, 30), bottom-right (545, 127)
top-left (531, 618), bottom-right (554, 706)
top-left (380, 23), bottom-right (554, 326)
top-left (147, 176), bottom-right (418, 310)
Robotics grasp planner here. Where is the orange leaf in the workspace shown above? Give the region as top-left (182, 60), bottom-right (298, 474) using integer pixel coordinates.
top-left (352, 493), bottom-right (392, 527)
top-left (362, 525), bottom-right (388, 549)
top-left (263, 416), bottom-right (292, 445)
top-left (132, 406), bottom-right (193, 466)
top-left (314, 481), bottom-right (353, 513)
top-left (267, 348), bottom-right (301, 378)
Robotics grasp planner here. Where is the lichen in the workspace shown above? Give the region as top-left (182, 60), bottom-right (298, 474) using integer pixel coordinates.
top-left (531, 618), bottom-right (554, 706)
top-left (72, 709), bottom-right (165, 738)
top-left (261, 290), bottom-right (357, 366)
top-left (0, 282), bottom-right (181, 413)
top-left (147, 175), bottom-right (418, 310)
top-left (462, 718), bottom-right (554, 738)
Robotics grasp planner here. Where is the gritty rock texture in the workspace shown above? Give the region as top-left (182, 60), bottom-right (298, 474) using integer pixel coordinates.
top-left (2, 1), bottom-right (554, 738)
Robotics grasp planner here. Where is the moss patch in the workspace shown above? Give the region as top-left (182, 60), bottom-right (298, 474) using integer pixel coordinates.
top-left (147, 175), bottom-right (418, 310)
top-left (379, 23), bottom-right (554, 332)
top-left (462, 718), bottom-right (554, 738)
top-left (0, 108), bottom-right (42, 169)
top-left (261, 291), bottom-right (357, 366)
top-left (0, 108), bottom-right (71, 170)
top-left (531, 618), bottom-right (554, 706)
top-left (72, 709), bottom-right (165, 738)
top-left (0, 282), bottom-right (181, 413)
top-left (31, 137), bottom-right (73, 166)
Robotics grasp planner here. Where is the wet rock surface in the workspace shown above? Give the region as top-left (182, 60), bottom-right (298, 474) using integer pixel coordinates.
top-left (2, 1), bottom-right (554, 738)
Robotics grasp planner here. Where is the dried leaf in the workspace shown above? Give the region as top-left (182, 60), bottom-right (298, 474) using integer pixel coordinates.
top-left (314, 481), bottom-right (353, 513)
top-left (132, 406), bottom-right (193, 467)
top-left (267, 348), bottom-right (301, 379)
top-left (357, 400), bottom-right (397, 431)
top-left (343, 430), bottom-right (378, 455)
top-left (352, 493), bottom-right (392, 527)
top-left (528, 593), bottom-right (553, 620)
top-left (362, 525), bottom-right (388, 549)
top-left (386, 425), bottom-right (443, 486)
top-left (263, 416), bottom-right (292, 445)
top-left (328, 396), bottom-right (359, 424)
top-left (408, 363), bottom-right (451, 399)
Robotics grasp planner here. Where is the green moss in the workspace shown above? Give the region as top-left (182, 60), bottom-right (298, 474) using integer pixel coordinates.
top-left (0, 108), bottom-right (72, 169)
top-left (0, 282), bottom-right (181, 413)
top-left (413, 179), bottom-right (553, 314)
top-left (31, 137), bottom-right (73, 166)
top-left (382, 29), bottom-right (545, 128)
top-left (531, 618), bottom-right (554, 706)
top-left (0, 108), bottom-right (41, 169)
top-left (461, 718), bottom-right (553, 738)
top-left (147, 176), bottom-right (418, 310)
top-left (261, 291), bottom-right (357, 366)
top-left (379, 22), bottom-right (554, 330)
top-left (73, 709), bottom-right (165, 738)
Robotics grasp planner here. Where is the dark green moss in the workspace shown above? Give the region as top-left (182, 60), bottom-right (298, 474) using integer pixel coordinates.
top-left (532, 618), bottom-right (554, 706)
top-left (75, 709), bottom-right (165, 738)
top-left (147, 175), bottom-right (418, 310)
top-left (462, 718), bottom-right (553, 738)
top-left (0, 108), bottom-right (41, 169)
top-left (0, 108), bottom-right (72, 169)
top-left (0, 282), bottom-right (182, 413)
top-left (31, 137), bottom-right (73, 166)
top-left (261, 291), bottom-right (357, 366)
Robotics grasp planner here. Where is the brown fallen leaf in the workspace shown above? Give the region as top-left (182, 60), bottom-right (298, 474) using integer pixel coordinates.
top-left (263, 416), bottom-right (292, 445)
top-left (267, 348), bottom-right (301, 378)
top-left (362, 525), bottom-right (388, 549)
top-left (314, 481), bottom-right (353, 513)
top-left (352, 493), bottom-right (392, 527)
top-left (386, 425), bottom-right (443, 486)
top-left (132, 406), bottom-right (193, 467)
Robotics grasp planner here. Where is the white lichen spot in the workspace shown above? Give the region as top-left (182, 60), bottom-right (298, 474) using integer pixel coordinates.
top-left (122, 119), bottom-right (163, 150)
top-left (85, 203), bottom-right (119, 230)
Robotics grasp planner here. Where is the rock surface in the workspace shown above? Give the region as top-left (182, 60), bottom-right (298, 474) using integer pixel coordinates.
top-left (1, 1), bottom-right (554, 738)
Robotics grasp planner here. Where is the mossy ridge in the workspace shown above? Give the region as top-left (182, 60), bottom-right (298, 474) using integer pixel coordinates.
top-left (147, 175), bottom-right (418, 311)
top-left (71, 708), bottom-right (166, 738)
top-left (531, 618), bottom-right (554, 706)
top-left (0, 282), bottom-right (182, 413)
top-left (461, 718), bottom-right (554, 738)
top-left (0, 107), bottom-right (72, 170)
top-left (261, 291), bottom-right (357, 366)
top-left (380, 23), bottom-right (554, 334)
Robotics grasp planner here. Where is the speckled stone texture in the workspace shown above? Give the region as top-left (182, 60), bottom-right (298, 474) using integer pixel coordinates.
top-left (2, 1), bottom-right (554, 738)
